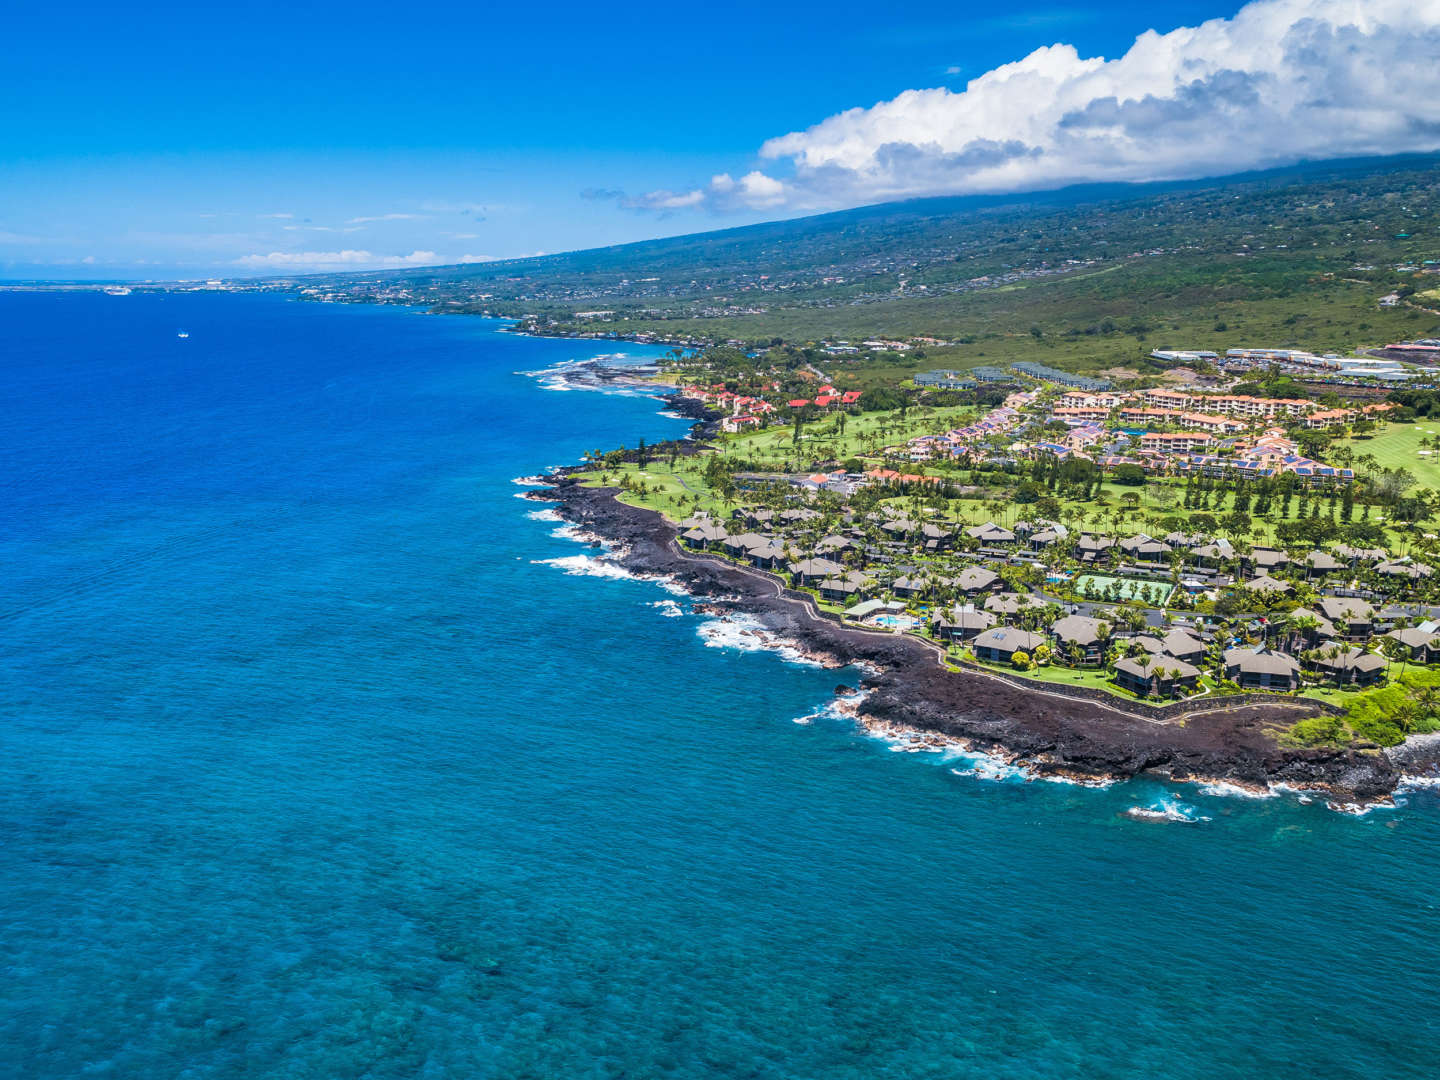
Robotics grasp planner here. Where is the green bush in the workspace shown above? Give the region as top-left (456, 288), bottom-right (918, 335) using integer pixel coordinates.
top-left (1287, 715), bottom-right (1346, 747)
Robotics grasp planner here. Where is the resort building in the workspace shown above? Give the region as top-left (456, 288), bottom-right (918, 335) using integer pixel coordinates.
top-left (1114, 656), bottom-right (1201, 698)
top-left (1223, 648), bottom-right (1301, 691)
top-left (972, 627), bottom-right (1047, 665)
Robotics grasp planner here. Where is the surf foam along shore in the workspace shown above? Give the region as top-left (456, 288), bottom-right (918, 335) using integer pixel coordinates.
top-left (535, 476), bottom-right (1427, 806)
top-left (517, 353), bottom-right (678, 398)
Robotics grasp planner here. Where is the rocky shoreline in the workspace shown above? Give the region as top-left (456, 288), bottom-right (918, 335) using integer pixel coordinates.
top-left (532, 477), bottom-right (1440, 807)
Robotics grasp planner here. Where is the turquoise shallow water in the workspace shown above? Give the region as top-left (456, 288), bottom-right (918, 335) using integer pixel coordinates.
top-left (1, 292), bottom-right (1438, 1079)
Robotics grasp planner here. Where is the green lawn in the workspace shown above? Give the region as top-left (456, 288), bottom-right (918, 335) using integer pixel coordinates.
top-left (575, 461), bottom-right (739, 523)
top-left (717, 402), bottom-right (978, 466)
top-left (1342, 423), bottom-right (1440, 492)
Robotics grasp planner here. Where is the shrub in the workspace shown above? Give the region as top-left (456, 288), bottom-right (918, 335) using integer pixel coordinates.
top-left (1287, 715), bottom-right (1346, 747)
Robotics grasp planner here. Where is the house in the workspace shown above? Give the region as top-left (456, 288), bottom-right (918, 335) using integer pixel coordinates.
top-left (920, 523), bottom-right (955, 550)
top-left (932, 608), bottom-right (997, 642)
top-left (722, 532), bottom-right (770, 558)
top-left (1283, 607), bottom-right (1336, 648)
top-left (1303, 550), bottom-right (1346, 578)
top-left (1335, 544), bottom-right (1386, 565)
top-left (1242, 574), bottom-right (1293, 597)
top-left (972, 627), bottom-right (1047, 665)
top-left (1383, 627), bottom-right (1440, 663)
top-left (1160, 629), bottom-right (1208, 665)
top-left (1248, 547), bottom-right (1291, 573)
top-left (1190, 540), bottom-right (1235, 567)
top-left (779, 508), bottom-right (821, 524)
top-left (891, 574), bottom-right (942, 599)
top-left (1312, 647), bottom-right (1387, 686)
top-left (967, 522), bottom-right (1016, 546)
top-left (1317, 597), bottom-right (1375, 641)
top-left (1303, 409), bottom-right (1354, 430)
top-left (1140, 431), bottom-right (1214, 454)
top-left (789, 557), bottom-right (845, 585)
top-left (1114, 655), bottom-right (1201, 698)
top-left (1119, 535), bottom-right (1173, 564)
top-left (1376, 558), bottom-right (1435, 580)
top-left (819, 575), bottom-right (867, 603)
top-left (1028, 528), bottom-right (1062, 551)
top-left (721, 415), bottom-right (760, 433)
top-left (1224, 647), bottom-right (1301, 690)
top-left (681, 522), bottom-right (728, 550)
top-left (1126, 634), bottom-right (1167, 656)
top-left (1179, 411), bottom-right (1247, 435)
top-left (1165, 532), bottom-right (1208, 548)
top-left (745, 542), bottom-right (787, 570)
top-left (953, 566), bottom-right (1002, 595)
top-left (1076, 534), bottom-right (1115, 563)
top-left (1051, 614), bottom-right (1109, 666)
top-left (984, 592), bottom-right (1048, 618)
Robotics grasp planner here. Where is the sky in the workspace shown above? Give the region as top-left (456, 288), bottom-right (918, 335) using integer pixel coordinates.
top-left (3, 0), bottom-right (1438, 280)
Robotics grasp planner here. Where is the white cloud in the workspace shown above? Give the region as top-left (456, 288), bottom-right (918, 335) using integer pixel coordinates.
top-left (234, 250), bottom-right (441, 270)
top-left (257, 212), bottom-right (294, 219)
top-left (345, 212), bottom-right (426, 224)
top-left (627, 170), bottom-right (791, 213)
top-left (660, 0), bottom-right (1440, 212)
top-left (458, 254), bottom-right (498, 263)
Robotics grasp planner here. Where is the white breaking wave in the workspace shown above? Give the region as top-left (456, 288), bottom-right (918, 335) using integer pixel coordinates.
top-left (1196, 780), bottom-right (1278, 800)
top-left (1123, 798), bottom-right (1211, 824)
top-left (519, 354), bottom-right (669, 398)
top-left (792, 691), bottom-right (869, 726)
top-left (695, 613), bottom-right (822, 667)
top-left (648, 599), bottom-right (685, 618)
top-left (949, 755), bottom-right (1032, 784)
top-left (525, 508), bottom-right (563, 522)
top-left (530, 554), bottom-right (646, 582)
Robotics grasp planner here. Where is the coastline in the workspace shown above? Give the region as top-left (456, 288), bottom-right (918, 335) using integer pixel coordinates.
top-left (530, 476), bottom-right (1440, 807)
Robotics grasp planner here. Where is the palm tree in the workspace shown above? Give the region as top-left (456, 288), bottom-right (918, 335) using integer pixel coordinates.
top-left (1288, 613), bottom-right (1320, 652)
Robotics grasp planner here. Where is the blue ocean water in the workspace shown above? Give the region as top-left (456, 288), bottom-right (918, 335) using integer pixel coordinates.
top-left (1, 291), bottom-right (1437, 1079)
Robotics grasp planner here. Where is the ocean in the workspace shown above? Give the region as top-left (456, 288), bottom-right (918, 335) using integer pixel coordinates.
top-left (1, 291), bottom-right (1436, 1079)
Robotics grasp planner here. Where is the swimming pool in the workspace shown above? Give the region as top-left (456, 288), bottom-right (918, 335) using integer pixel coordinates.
top-left (869, 613), bottom-right (922, 630)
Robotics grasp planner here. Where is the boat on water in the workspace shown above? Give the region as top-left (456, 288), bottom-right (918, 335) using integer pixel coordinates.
top-left (177, 330), bottom-right (190, 339)
top-left (103, 286), bottom-right (132, 296)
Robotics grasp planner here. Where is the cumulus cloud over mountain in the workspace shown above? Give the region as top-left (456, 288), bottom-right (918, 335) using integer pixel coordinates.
top-left (639, 0), bottom-right (1440, 212)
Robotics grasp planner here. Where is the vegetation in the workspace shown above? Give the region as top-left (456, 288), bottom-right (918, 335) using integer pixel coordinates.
top-left (1286, 670), bottom-right (1440, 747)
top-left (296, 156), bottom-right (1440, 372)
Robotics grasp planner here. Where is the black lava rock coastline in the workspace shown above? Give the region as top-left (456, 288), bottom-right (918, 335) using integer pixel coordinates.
top-left (538, 477), bottom-right (1426, 804)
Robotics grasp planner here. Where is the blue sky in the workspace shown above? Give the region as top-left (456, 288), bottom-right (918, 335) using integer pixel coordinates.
top-left (4, 0), bottom-right (1436, 279)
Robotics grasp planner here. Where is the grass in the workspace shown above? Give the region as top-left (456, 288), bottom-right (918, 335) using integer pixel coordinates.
top-left (575, 462), bottom-right (739, 523)
top-left (1341, 422), bottom-right (1440, 490)
top-left (959, 655), bottom-right (1232, 705)
top-left (718, 402), bottom-right (978, 464)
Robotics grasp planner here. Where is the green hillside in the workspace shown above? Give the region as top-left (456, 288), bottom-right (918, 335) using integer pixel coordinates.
top-left (291, 156), bottom-right (1440, 367)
